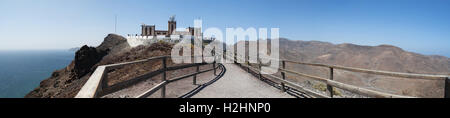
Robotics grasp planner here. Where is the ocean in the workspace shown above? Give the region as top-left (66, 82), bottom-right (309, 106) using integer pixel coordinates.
top-left (0, 50), bottom-right (74, 98)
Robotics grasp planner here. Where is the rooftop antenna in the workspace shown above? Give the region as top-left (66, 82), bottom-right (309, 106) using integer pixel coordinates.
top-left (114, 14), bottom-right (117, 33)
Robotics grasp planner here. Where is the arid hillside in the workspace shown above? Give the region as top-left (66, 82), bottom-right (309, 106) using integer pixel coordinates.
top-left (25, 34), bottom-right (174, 98)
top-left (237, 38), bottom-right (450, 97)
top-left (277, 38), bottom-right (450, 74)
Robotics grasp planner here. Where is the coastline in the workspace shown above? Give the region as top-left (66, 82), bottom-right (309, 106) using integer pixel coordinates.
top-left (0, 50), bottom-right (74, 98)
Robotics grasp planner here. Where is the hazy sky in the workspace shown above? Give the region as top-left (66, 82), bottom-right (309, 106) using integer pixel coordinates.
top-left (1, 0), bottom-right (449, 57)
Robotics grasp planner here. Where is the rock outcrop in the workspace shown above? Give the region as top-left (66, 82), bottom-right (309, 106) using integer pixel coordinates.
top-left (25, 34), bottom-right (125, 98)
top-left (25, 33), bottom-right (175, 98)
top-left (68, 45), bottom-right (107, 83)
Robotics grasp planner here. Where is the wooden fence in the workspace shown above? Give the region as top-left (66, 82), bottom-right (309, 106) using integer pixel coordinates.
top-left (75, 56), bottom-right (221, 98)
top-left (225, 53), bottom-right (449, 98)
top-left (75, 52), bottom-right (449, 98)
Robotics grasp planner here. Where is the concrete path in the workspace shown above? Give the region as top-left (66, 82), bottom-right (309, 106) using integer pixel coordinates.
top-left (193, 63), bottom-right (294, 98)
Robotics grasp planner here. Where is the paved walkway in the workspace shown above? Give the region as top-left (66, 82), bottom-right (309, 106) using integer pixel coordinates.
top-left (193, 63), bottom-right (294, 98)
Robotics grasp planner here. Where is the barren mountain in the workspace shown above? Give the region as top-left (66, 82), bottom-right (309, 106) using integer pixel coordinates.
top-left (238, 38), bottom-right (450, 97)
top-left (278, 38), bottom-right (450, 75)
top-left (280, 39), bottom-right (450, 97)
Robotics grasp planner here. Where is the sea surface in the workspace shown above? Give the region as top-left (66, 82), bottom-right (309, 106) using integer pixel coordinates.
top-left (0, 50), bottom-right (74, 98)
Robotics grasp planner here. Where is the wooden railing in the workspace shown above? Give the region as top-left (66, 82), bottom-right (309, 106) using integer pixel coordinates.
top-left (76, 52), bottom-right (449, 98)
top-left (75, 55), bottom-right (221, 98)
top-left (225, 53), bottom-right (450, 98)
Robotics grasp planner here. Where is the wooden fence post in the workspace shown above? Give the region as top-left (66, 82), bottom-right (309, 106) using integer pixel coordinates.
top-left (327, 67), bottom-right (334, 98)
top-left (223, 50), bottom-right (226, 59)
top-left (201, 38), bottom-right (204, 61)
top-left (213, 60), bottom-right (217, 76)
top-left (445, 77), bottom-right (450, 98)
top-left (100, 68), bottom-right (108, 94)
top-left (258, 59), bottom-right (262, 80)
top-left (247, 61), bottom-right (250, 72)
top-left (281, 61), bottom-right (286, 92)
top-left (161, 57), bottom-right (167, 98)
top-left (96, 67), bottom-right (108, 98)
top-left (234, 53), bottom-right (237, 64)
top-left (193, 64), bottom-right (199, 85)
top-left (246, 55), bottom-right (250, 72)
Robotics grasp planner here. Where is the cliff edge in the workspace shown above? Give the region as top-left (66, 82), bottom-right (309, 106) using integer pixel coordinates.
top-left (25, 34), bottom-right (173, 98)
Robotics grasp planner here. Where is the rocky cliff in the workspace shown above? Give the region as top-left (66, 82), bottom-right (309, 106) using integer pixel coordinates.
top-left (25, 34), bottom-right (173, 98)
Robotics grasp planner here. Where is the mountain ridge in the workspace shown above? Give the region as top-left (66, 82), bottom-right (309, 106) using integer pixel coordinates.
top-left (274, 38), bottom-right (450, 75)
top-left (265, 38), bottom-right (449, 97)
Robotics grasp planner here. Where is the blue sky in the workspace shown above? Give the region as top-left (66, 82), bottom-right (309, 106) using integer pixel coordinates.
top-left (0, 0), bottom-right (449, 57)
